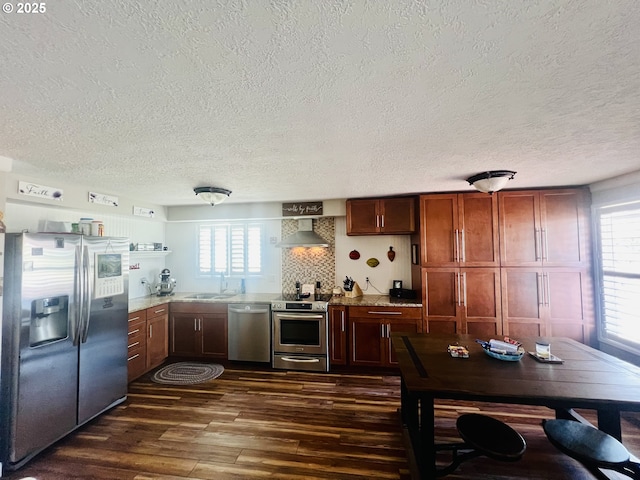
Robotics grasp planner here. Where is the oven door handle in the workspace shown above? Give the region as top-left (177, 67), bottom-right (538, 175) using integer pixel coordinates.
top-left (274, 313), bottom-right (326, 320)
top-left (280, 356), bottom-right (321, 363)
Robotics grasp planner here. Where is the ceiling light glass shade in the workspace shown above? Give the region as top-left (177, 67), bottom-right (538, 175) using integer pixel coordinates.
top-left (194, 186), bottom-right (232, 206)
top-left (466, 170), bottom-right (516, 194)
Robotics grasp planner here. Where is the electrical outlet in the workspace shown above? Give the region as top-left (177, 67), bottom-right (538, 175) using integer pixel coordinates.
top-left (366, 277), bottom-right (369, 283)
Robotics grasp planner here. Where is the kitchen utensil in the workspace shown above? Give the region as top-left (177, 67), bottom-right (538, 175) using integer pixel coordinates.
top-left (387, 246), bottom-right (395, 262)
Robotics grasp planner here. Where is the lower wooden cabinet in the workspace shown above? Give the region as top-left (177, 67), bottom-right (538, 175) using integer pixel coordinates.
top-left (501, 267), bottom-right (595, 344)
top-left (348, 306), bottom-right (422, 367)
top-left (329, 306), bottom-right (347, 366)
top-left (169, 303), bottom-right (228, 359)
top-left (146, 304), bottom-right (169, 369)
top-left (127, 303), bottom-right (169, 382)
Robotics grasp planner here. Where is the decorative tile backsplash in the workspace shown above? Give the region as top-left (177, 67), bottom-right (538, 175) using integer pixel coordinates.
top-left (281, 217), bottom-right (335, 294)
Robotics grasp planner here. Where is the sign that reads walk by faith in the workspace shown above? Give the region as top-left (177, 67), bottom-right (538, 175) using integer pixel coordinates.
top-left (282, 201), bottom-right (323, 217)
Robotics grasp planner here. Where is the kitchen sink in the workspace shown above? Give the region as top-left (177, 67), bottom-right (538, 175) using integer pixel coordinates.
top-left (184, 293), bottom-right (236, 299)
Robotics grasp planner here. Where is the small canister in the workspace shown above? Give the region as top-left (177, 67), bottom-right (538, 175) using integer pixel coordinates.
top-left (79, 218), bottom-right (93, 236)
top-left (91, 220), bottom-right (104, 236)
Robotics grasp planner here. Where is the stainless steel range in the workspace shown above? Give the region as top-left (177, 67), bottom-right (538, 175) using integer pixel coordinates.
top-left (271, 294), bottom-right (331, 372)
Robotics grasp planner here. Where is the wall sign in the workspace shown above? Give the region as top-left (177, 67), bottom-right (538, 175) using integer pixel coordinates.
top-left (133, 206), bottom-right (155, 218)
top-left (89, 192), bottom-right (119, 207)
top-left (282, 201), bottom-right (323, 217)
top-left (18, 181), bottom-right (63, 201)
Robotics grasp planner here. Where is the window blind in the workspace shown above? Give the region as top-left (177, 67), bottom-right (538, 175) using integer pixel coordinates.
top-left (597, 203), bottom-right (640, 351)
top-left (198, 223), bottom-right (263, 276)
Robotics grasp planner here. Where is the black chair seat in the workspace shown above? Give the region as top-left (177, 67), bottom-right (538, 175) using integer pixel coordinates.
top-left (543, 419), bottom-right (630, 468)
top-left (457, 413), bottom-right (527, 461)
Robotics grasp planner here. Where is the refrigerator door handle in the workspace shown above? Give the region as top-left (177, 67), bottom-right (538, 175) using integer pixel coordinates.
top-left (73, 244), bottom-right (83, 346)
top-left (81, 245), bottom-right (92, 343)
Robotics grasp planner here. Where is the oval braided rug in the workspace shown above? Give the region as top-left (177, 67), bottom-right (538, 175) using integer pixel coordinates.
top-left (151, 362), bottom-right (224, 385)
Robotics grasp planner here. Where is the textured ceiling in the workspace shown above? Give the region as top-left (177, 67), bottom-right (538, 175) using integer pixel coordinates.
top-left (1, 1), bottom-right (639, 206)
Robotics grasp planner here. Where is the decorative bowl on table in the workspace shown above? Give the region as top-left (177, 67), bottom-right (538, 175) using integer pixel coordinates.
top-left (477, 337), bottom-right (525, 362)
top-left (483, 346), bottom-right (525, 362)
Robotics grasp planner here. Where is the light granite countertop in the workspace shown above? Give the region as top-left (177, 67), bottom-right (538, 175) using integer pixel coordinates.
top-left (129, 292), bottom-right (422, 313)
top-left (129, 292), bottom-right (281, 312)
top-left (329, 294), bottom-right (422, 308)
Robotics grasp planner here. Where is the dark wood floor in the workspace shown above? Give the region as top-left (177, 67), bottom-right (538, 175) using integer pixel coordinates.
top-left (4, 365), bottom-right (640, 479)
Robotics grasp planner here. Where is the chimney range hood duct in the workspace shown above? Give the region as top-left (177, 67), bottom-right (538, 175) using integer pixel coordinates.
top-left (277, 218), bottom-right (329, 248)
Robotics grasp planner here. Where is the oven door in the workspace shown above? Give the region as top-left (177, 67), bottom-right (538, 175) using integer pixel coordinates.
top-left (272, 311), bottom-right (327, 356)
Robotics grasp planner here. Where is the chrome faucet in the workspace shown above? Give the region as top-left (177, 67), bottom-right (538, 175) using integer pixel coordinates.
top-left (219, 272), bottom-right (227, 293)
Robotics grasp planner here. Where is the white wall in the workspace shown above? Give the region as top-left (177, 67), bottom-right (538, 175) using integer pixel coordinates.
top-left (334, 217), bottom-right (412, 293)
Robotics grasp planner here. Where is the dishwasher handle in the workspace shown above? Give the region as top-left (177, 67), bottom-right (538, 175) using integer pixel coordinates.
top-left (228, 307), bottom-right (270, 314)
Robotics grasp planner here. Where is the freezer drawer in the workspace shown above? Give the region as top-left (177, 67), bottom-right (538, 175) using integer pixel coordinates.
top-left (227, 304), bottom-right (270, 362)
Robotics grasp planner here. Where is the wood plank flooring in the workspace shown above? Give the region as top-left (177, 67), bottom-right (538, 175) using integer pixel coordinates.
top-left (4, 365), bottom-right (640, 479)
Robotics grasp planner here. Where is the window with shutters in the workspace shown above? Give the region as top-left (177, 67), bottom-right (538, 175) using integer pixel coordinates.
top-left (198, 222), bottom-right (263, 276)
top-left (595, 201), bottom-right (640, 353)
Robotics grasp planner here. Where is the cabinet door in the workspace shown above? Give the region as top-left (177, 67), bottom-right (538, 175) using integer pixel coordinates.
top-left (545, 268), bottom-right (595, 345)
top-left (386, 320), bottom-right (419, 365)
top-left (380, 197), bottom-right (415, 234)
top-left (346, 199), bottom-right (379, 235)
top-left (420, 194), bottom-right (458, 266)
top-left (329, 306), bottom-right (347, 366)
top-left (170, 313), bottom-right (199, 356)
top-left (423, 268), bottom-right (460, 333)
top-left (349, 318), bottom-right (385, 366)
top-left (499, 191), bottom-right (541, 266)
top-left (147, 313), bottom-right (168, 369)
top-left (461, 268), bottom-right (502, 337)
top-left (501, 268), bottom-right (545, 338)
top-left (200, 313), bottom-right (228, 358)
top-left (460, 193), bottom-right (499, 266)
top-left (539, 189), bottom-right (591, 267)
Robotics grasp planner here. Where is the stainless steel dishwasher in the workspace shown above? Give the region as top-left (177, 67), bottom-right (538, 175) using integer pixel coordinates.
top-left (227, 304), bottom-right (271, 362)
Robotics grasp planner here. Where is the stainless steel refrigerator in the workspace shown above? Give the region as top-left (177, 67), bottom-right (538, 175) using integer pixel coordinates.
top-left (0, 233), bottom-right (129, 472)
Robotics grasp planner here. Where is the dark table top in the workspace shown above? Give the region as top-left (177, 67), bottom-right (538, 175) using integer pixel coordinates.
top-left (392, 333), bottom-right (640, 412)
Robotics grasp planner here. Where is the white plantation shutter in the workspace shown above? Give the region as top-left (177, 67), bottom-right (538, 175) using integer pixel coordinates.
top-left (597, 202), bottom-right (640, 352)
top-left (230, 225), bottom-right (245, 274)
top-left (247, 224), bottom-right (261, 273)
top-left (199, 222), bottom-right (263, 276)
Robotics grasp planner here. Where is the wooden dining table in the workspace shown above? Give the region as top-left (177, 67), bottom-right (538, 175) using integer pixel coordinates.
top-left (392, 333), bottom-right (640, 479)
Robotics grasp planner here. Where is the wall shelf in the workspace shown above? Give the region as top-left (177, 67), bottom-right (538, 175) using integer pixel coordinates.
top-left (130, 250), bottom-right (172, 257)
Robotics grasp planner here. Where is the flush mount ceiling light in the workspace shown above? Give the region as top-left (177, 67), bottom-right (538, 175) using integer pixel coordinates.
top-left (466, 170), bottom-right (516, 194)
top-left (194, 186), bottom-right (232, 206)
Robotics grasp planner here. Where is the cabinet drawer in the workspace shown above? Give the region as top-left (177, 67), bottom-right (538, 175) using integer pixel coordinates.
top-left (128, 310), bottom-right (147, 324)
top-left (348, 306), bottom-right (422, 319)
top-left (127, 344), bottom-right (146, 382)
top-left (147, 303), bottom-right (169, 319)
top-left (128, 323), bottom-right (145, 350)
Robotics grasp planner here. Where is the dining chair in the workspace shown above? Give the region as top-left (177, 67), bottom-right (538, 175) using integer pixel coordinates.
top-left (542, 419), bottom-right (640, 478)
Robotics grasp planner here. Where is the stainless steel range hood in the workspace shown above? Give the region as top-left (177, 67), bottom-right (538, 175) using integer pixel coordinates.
top-left (277, 218), bottom-right (329, 248)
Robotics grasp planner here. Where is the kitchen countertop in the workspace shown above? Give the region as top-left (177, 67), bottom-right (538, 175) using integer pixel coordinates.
top-left (129, 292), bottom-right (422, 313)
top-left (129, 292), bottom-right (280, 312)
top-left (329, 294), bottom-right (422, 308)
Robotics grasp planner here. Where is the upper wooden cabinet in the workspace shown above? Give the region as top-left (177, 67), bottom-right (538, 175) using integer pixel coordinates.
top-left (346, 197), bottom-right (416, 235)
top-left (498, 188), bottom-right (591, 267)
top-left (419, 193), bottom-right (499, 267)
